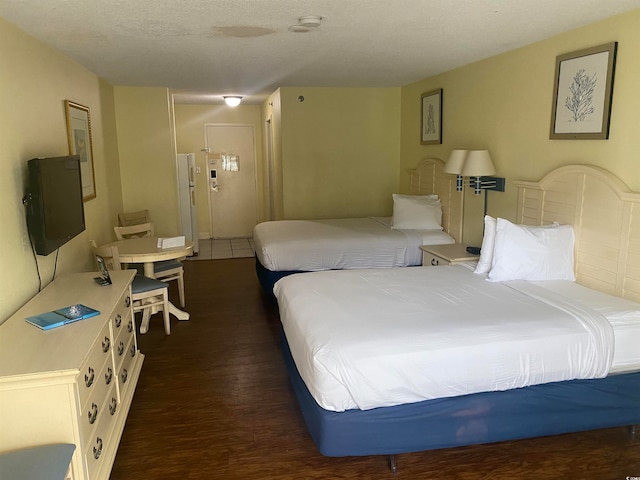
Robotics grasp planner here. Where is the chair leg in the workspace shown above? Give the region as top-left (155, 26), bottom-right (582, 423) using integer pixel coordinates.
top-left (178, 273), bottom-right (185, 308)
top-left (139, 307), bottom-right (151, 334)
top-left (162, 290), bottom-right (171, 335)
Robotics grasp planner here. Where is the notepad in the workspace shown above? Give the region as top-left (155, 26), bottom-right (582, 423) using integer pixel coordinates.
top-left (26, 304), bottom-right (100, 330)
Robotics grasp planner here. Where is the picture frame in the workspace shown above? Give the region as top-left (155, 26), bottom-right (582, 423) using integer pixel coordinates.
top-left (550, 42), bottom-right (617, 140)
top-left (65, 100), bottom-right (96, 200)
top-left (420, 88), bottom-right (442, 145)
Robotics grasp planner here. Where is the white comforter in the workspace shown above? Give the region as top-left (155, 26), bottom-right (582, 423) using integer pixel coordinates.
top-left (274, 265), bottom-right (615, 412)
top-left (253, 217), bottom-right (454, 271)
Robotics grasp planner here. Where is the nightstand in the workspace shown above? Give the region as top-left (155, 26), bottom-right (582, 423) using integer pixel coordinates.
top-left (420, 244), bottom-right (480, 267)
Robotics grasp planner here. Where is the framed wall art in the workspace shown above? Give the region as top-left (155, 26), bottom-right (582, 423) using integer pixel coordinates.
top-left (65, 100), bottom-right (96, 200)
top-left (550, 42), bottom-right (617, 140)
top-left (421, 88), bottom-right (442, 145)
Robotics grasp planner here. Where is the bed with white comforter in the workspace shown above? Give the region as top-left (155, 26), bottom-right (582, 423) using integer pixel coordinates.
top-left (273, 164), bottom-right (640, 463)
top-left (254, 216), bottom-right (453, 272)
top-left (276, 263), bottom-right (640, 412)
top-left (253, 157), bottom-right (463, 293)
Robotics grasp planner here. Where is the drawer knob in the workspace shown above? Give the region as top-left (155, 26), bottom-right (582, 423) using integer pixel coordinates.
top-left (88, 403), bottom-right (98, 424)
top-left (109, 397), bottom-right (118, 416)
top-left (431, 258), bottom-right (439, 266)
top-left (114, 314), bottom-right (122, 328)
top-left (84, 367), bottom-right (95, 388)
top-left (121, 368), bottom-right (128, 384)
top-left (93, 437), bottom-right (103, 460)
top-left (125, 296), bottom-right (131, 307)
top-left (102, 336), bottom-right (111, 353)
top-left (105, 367), bottom-right (113, 385)
top-left (118, 341), bottom-right (125, 356)
top-left (127, 320), bottom-right (134, 333)
top-left (130, 344), bottom-right (136, 358)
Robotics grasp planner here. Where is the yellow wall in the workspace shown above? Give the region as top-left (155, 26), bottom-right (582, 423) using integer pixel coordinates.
top-left (114, 87), bottom-right (179, 237)
top-left (0, 17), bottom-right (123, 323)
top-left (173, 103), bottom-right (265, 236)
top-left (262, 89), bottom-right (284, 220)
top-left (278, 87), bottom-right (401, 219)
top-left (400, 9), bottom-right (640, 246)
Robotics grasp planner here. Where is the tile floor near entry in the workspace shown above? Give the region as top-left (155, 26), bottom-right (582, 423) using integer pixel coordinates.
top-left (189, 237), bottom-right (255, 260)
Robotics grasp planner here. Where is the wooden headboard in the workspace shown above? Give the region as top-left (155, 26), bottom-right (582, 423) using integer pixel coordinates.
top-left (514, 164), bottom-right (640, 302)
top-left (409, 158), bottom-right (464, 243)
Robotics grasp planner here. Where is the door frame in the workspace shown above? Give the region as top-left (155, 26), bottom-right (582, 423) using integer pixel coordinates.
top-left (203, 123), bottom-right (259, 238)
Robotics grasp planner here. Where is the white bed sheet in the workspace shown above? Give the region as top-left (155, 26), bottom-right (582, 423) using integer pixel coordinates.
top-left (253, 217), bottom-right (454, 271)
top-left (529, 280), bottom-right (640, 374)
top-left (274, 265), bottom-right (626, 412)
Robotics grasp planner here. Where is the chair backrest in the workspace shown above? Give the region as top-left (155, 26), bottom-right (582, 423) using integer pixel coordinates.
top-left (113, 222), bottom-right (154, 240)
top-left (89, 240), bottom-right (122, 271)
top-left (118, 209), bottom-right (150, 227)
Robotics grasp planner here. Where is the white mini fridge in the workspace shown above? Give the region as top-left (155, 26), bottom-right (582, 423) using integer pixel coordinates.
top-left (177, 153), bottom-right (199, 254)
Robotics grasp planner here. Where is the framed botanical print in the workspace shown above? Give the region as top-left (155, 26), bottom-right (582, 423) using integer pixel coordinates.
top-left (65, 100), bottom-right (96, 200)
top-left (421, 89), bottom-right (442, 145)
top-left (550, 42), bottom-right (617, 140)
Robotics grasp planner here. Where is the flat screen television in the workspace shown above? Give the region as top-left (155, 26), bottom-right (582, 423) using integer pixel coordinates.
top-left (26, 155), bottom-right (86, 256)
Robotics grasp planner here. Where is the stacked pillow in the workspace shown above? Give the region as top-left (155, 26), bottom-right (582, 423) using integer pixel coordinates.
top-left (390, 194), bottom-right (443, 230)
top-left (474, 216), bottom-right (575, 282)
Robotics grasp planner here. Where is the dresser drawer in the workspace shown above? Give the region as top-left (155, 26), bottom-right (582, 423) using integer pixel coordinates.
top-left (77, 323), bottom-right (112, 411)
top-left (423, 253), bottom-right (449, 267)
top-left (78, 355), bottom-right (116, 446)
top-left (83, 385), bottom-right (119, 480)
top-left (112, 312), bottom-right (135, 355)
top-left (117, 335), bottom-right (138, 400)
top-left (110, 290), bottom-right (132, 338)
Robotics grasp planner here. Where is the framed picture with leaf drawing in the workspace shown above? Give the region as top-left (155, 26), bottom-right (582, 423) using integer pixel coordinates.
top-left (65, 100), bottom-right (96, 200)
top-left (421, 89), bottom-right (442, 145)
top-left (550, 42), bottom-right (617, 140)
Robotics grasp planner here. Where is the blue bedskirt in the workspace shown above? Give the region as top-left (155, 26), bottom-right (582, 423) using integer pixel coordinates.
top-left (255, 256), bottom-right (306, 296)
top-left (281, 330), bottom-right (640, 457)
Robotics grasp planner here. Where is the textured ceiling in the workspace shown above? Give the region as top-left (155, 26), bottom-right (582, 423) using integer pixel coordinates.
top-left (1, 0), bottom-right (639, 104)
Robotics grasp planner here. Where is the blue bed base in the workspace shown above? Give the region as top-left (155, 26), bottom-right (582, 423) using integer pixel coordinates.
top-left (280, 331), bottom-right (640, 457)
top-left (255, 256), bottom-right (308, 296)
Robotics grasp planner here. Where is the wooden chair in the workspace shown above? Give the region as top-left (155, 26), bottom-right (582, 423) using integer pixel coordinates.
top-left (113, 223), bottom-right (186, 308)
top-left (90, 240), bottom-right (172, 335)
top-left (118, 209), bottom-right (150, 227)
top-left (113, 222), bottom-right (155, 240)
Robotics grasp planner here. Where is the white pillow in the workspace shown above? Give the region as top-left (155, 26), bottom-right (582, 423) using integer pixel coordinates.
top-left (474, 215), bottom-right (497, 274)
top-left (391, 194), bottom-right (442, 230)
top-left (487, 218), bottom-right (575, 282)
top-left (392, 194), bottom-right (439, 202)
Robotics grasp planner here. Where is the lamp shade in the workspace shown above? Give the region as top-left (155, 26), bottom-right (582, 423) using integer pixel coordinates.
top-left (444, 149), bottom-right (468, 174)
top-left (223, 96), bottom-right (242, 107)
top-left (461, 150), bottom-right (496, 177)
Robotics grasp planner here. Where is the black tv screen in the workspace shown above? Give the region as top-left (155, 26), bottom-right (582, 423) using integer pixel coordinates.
top-left (26, 155), bottom-right (86, 256)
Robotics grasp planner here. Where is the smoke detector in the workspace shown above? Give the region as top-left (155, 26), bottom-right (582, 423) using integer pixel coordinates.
top-left (289, 14), bottom-right (322, 32)
top-left (298, 15), bottom-right (322, 27)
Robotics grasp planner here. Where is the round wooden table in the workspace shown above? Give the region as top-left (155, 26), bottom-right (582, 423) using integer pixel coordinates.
top-left (105, 237), bottom-right (193, 333)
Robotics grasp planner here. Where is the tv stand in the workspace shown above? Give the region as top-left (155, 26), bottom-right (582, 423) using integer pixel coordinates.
top-left (0, 271), bottom-right (143, 480)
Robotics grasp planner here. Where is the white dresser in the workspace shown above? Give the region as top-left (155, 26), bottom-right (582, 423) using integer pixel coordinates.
top-left (0, 271), bottom-right (144, 480)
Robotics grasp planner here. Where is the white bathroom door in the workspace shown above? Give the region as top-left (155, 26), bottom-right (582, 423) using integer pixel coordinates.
top-left (204, 124), bottom-right (258, 238)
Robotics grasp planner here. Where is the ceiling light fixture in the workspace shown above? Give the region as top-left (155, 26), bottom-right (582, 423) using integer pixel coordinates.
top-left (223, 96), bottom-right (242, 107)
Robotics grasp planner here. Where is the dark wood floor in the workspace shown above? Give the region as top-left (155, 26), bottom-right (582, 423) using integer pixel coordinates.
top-left (110, 258), bottom-right (640, 479)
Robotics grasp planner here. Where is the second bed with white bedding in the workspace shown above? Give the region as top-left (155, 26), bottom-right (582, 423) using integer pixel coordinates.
top-left (254, 216), bottom-right (454, 271)
top-left (275, 264), bottom-right (640, 413)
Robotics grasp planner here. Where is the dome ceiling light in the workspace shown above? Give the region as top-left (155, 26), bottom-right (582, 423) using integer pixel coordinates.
top-left (223, 96), bottom-right (242, 107)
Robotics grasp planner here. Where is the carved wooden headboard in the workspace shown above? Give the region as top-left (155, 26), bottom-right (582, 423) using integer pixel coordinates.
top-left (514, 164), bottom-right (640, 302)
top-left (409, 158), bottom-right (464, 243)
